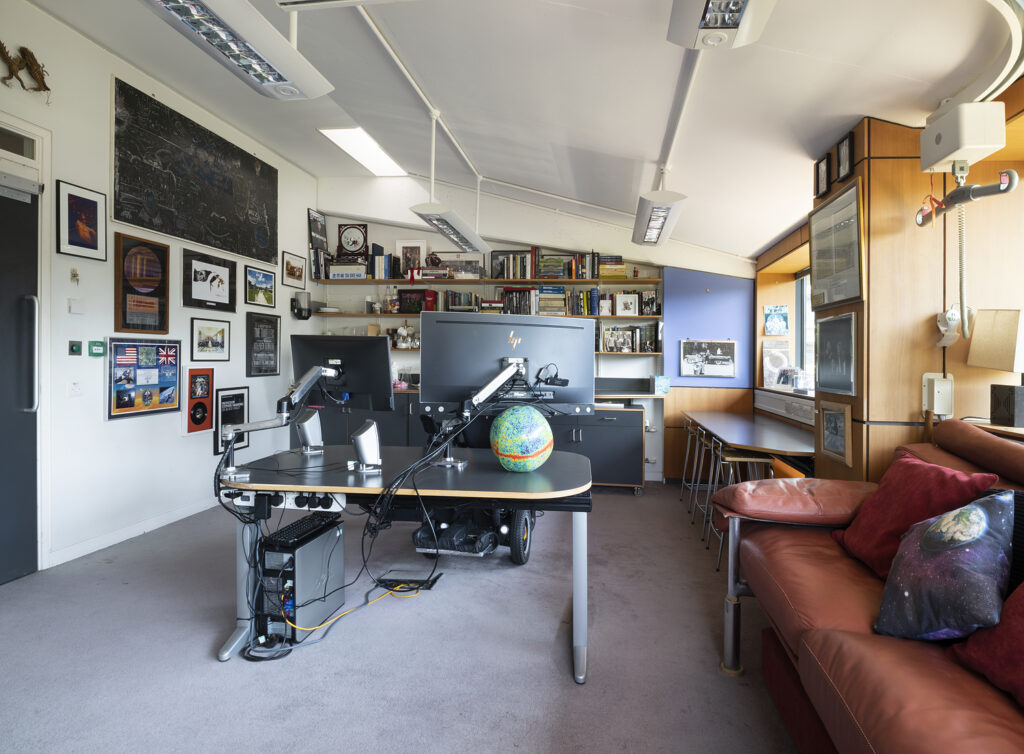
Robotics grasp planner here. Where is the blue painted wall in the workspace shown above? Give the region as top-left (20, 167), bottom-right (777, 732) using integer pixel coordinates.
top-left (664, 267), bottom-right (754, 388)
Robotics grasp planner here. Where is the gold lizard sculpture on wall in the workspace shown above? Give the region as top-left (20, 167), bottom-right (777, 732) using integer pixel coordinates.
top-left (0, 40), bottom-right (27, 89)
top-left (1, 41), bottom-right (50, 95)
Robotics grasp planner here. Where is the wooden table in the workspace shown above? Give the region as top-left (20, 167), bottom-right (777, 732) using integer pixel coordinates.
top-left (685, 410), bottom-right (815, 457)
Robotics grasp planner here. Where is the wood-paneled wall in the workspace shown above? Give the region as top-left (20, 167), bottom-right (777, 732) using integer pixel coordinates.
top-left (663, 387), bottom-right (753, 478)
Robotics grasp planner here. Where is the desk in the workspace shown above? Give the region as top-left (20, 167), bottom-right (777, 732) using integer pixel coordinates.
top-left (219, 445), bottom-right (593, 683)
top-left (685, 410), bottom-right (815, 458)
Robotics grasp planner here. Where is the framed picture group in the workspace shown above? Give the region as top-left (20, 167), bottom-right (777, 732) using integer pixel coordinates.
top-left (809, 179), bottom-right (864, 311)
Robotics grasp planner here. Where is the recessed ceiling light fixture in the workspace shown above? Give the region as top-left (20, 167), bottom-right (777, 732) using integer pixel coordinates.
top-left (142, 0), bottom-right (333, 100)
top-left (667, 0), bottom-right (777, 50)
top-left (318, 127), bottom-right (407, 177)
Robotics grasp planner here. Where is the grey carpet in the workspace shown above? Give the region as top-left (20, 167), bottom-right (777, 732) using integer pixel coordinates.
top-left (0, 483), bottom-right (793, 753)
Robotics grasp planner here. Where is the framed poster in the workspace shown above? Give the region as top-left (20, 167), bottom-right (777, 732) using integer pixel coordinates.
top-left (245, 265), bottom-right (276, 307)
top-left (814, 154), bottom-right (831, 198)
top-left (681, 340), bottom-right (736, 377)
top-left (397, 240), bottom-right (426, 274)
top-left (190, 317), bottom-right (230, 362)
top-left (182, 248), bottom-right (236, 312)
top-left (398, 289), bottom-right (426, 314)
top-left (763, 304), bottom-right (789, 335)
top-left (282, 251), bottom-right (306, 289)
top-left (614, 293), bottom-right (639, 316)
top-left (56, 180), bottom-right (106, 261)
top-left (186, 367), bottom-right (213, 433)
top-left (214, 386), bottom-right (249, 455)
top-left (819, 400), bottom-right (852, 466)
top-left (809, 179), bottom-right (864, 311)
top-left (246, 311), bottom-right (280, 377)
top-left (308, 208), bottom-right (328, 254)
top-left (835, 131), bottom-right (854, 182)
top-left (114, 232), bottom-right (169, 333)
top-left (762, 339), bottom-right (791, 388)
top-left (816, 312), bottom-right (856, 395)
top-left (107, 337), bottom-right (180, 419)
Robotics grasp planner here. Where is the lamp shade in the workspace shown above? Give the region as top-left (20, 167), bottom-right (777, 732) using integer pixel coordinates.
top-left (967, 309), bottom-right (1024, 373)
top-left (631, 190), bottom-right (686, 246)
top-left (410, 202), bottom-right (492, 255)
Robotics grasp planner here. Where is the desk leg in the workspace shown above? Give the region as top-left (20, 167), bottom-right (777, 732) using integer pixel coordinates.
top-left (218, 520), bottom-right (255, 662)
top-left (572, 510), bottom-right (588, 684)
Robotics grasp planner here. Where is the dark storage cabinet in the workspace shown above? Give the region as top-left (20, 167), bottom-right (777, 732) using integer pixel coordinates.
top-left (550, 406), bottom-right (645, 493)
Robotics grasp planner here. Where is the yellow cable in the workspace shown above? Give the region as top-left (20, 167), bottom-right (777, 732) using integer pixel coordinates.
top-left (281, 585), bottom-right (418, 632)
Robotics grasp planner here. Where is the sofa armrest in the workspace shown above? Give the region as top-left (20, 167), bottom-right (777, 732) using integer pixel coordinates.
top-left (712, 478), bottom-right (878, 526)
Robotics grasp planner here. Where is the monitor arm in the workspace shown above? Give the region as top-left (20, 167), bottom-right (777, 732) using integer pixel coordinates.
top-left (220, 365), bottom-right (339, 479)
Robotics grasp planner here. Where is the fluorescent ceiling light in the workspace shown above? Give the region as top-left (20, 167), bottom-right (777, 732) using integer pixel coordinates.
top-left (277, 0), bottom-right (418, 8)
top-left (143, 0), bottom-right (334, 100)
top-left (318, 128), bottom-right (407, 177)
top-left (667, 0), bottom-right (777, 50)
top-left (411, 202), bottom-right (493, 255)
top-left (631, 190), bottom-right (686, 246)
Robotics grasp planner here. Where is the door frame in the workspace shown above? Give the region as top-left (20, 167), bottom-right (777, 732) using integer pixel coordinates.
top-left (0, 110), bottom-right (52, 571)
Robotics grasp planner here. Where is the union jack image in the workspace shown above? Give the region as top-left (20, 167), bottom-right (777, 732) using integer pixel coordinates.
top-left (157, 346), bottom-right (177, 365)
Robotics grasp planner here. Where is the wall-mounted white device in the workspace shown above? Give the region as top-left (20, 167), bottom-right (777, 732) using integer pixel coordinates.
top-left (922, 372), bottom-right (955, 420)
top-left (920, 102), bottom-right (1006, 173)
top-left (935, 306), bottom-right (975, 348)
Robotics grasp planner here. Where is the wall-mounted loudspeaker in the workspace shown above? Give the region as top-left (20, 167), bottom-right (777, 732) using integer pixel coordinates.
top-left (990, 384), bottom-right (1024, 427)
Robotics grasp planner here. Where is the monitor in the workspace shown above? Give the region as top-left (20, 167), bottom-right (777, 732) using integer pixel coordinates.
top-left (290, 335), bottom-right (394, 412)
top-left (419, 312), bottom-right (595, 417)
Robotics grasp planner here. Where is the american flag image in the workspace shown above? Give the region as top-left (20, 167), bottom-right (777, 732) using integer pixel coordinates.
top-left (157, 346), bottom-right (177, 365)
top-left (116, 346), bottom-right (137, 365)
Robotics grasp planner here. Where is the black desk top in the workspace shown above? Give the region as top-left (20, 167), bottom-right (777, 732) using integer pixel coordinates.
top-left (226, 445), bottom-right (592, 509)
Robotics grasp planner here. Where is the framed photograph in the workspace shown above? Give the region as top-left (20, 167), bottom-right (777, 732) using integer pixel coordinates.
top-left (835, 131), bottom-right (854, 182)
top-left (245, 311), bottom-right (280, 377)
top-left (244, 265), bottom-right (276, 308)
top-left (816, 312), bottom-right (856, 395)
top-left (814, 154), bottom-right (831, 198)
top-left (214, 386), bottom-right (249, 455)
top-left (427, 250), bottom-right (483, 279)
top-left (681, 340), bottom-right (737, 378)
top-left (397, 240), bottom-right (426, 274)
top-left (809, 179), bottom-right (864, 310)
top-left (614, 293), bottom-right (639, 316)
top-left (114, 232), bottom-right (169, 333)
top-left (107, 337), bottom-right (180, 419)
top-left (56, 180), bottom-right (106, 261)
top-left (763, 304), bottom-right (790, 335)
top-left (398, 288), bottom-right (427, 314)
top-left (598, 298), bottom-right (613, 316)
top-left (819, 400), bottom-right (853, 466)
top-left (190, 317), bottom-right (230, 362)
top-left (281, 251), bottom-right (306, 290)
top-left (186, 367), bottom-right (213, 434)
top-left (182, 248), bottom-right (236, 312)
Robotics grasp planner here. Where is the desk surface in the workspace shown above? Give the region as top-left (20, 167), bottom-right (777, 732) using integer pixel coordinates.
top-left (685, 410), bottom-right (815, 457)
top-left (226, 445), bottom-right (593, 502)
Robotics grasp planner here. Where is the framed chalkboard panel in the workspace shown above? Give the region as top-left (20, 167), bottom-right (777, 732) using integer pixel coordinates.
top-left (113, 79), bottom-right (278, 264)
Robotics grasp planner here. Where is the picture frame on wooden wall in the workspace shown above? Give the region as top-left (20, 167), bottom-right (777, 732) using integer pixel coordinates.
top-left (182, 248), bottom-right (236, 313)
top-left (56, 180), bottom-right (107, 261)
top-left (114, 232), bottom-right (169, 333)
top-left (814, 154), bottom-right (831, 198)
top-left (816, 312), bottom-right (856, 396)
top-left (835, 131), bottom-right (854, 182)
top-left (819, 400), bottom-right (853, 467)
top-left (809, 179), bottom-right (864, 311)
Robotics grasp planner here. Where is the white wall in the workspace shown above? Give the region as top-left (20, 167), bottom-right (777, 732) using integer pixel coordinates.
top-left (5, 0), bottom-right (319, 566)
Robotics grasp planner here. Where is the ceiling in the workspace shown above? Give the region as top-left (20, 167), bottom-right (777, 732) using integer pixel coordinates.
top-left (30, 0), bottom-right (1018, 261)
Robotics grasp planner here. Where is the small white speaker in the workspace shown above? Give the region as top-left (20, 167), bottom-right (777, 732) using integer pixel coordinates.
top-left (296, 409), bottom-right (324, 455)
top-left (352, 419), bottom-right (381, 469)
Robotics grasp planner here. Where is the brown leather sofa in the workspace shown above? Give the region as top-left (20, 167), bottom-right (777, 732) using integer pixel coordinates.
top-left (712, 419), bottom-right (1024, 754)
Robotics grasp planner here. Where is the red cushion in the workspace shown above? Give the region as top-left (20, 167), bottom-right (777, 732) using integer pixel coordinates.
top-left (832, 451), bottom-right (997, 579)
top-left (951, 584), bottom-right (1024, 707)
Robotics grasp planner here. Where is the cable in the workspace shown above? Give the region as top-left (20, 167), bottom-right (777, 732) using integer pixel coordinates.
top-left (282, 583), bottom-right (419, 633)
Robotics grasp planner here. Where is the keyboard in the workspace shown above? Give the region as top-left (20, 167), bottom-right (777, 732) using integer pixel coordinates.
top-left (265, 511), bottom-right (341, 547)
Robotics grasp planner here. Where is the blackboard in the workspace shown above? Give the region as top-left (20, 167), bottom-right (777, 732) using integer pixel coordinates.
top-left (113, 79), bottom-right (278, 265)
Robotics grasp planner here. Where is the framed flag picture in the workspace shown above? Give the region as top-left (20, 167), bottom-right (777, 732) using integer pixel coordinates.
top-left (108, 337), bottom-right (180, 419)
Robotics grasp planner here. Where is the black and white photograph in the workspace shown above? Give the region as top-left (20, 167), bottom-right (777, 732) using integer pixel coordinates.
top-left (820, 400), bottom-right (852, 466)
top-left (816, 312), bottom-right (856, 395)
top-left (213, 386), bottom-right (249, 455)
top-left (182, 249), bottom-right (236, 312)
top-left (245, 311), bottom-right (280, 377)
top-left (836, 131), bottom-right (854, 182)
top-left (680, 339), bottom-right (737, 377)
top-left (809, 180), bottom-right (864, 310)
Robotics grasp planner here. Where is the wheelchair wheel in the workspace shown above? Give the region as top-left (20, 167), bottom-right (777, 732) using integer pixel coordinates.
top-left (509, 509), bottom-right (532, 565)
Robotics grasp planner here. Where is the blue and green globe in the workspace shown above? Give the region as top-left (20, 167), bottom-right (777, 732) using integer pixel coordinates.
top-left (489, 405), bottom-right (554, 472)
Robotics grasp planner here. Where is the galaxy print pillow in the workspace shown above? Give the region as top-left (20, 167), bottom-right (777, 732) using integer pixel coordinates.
top-left (874, 490), bottom-right (1014, 641)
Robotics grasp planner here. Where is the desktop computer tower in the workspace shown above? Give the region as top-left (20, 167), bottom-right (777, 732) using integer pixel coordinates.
top-left (257, 516), bottom-right (345, 643)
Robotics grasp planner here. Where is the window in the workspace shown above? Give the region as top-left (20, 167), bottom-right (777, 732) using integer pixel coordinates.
top-left (795, 275), bottom-right (815, 388)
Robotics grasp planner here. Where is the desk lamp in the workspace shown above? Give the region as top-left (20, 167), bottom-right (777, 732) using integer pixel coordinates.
top-left (967, 309), bottom-right (1024, 426)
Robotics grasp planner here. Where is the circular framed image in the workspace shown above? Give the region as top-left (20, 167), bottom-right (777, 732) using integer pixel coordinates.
top-left (338, 223), bottom-right (368, 255)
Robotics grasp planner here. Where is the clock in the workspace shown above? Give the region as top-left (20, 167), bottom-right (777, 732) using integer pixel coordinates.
top-left (338, 223), bottom-right (368, 255)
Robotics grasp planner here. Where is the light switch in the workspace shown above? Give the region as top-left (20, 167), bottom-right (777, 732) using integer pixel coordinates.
top-left (68, 298), bottom-right (85, 315)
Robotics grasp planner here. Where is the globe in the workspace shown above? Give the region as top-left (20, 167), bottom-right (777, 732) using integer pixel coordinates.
top-left (489, 405), bottom-right (554, 472)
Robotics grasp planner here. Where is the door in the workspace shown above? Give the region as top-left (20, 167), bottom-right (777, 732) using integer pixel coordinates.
top-left (0, 189), bottom-right (39, 583)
